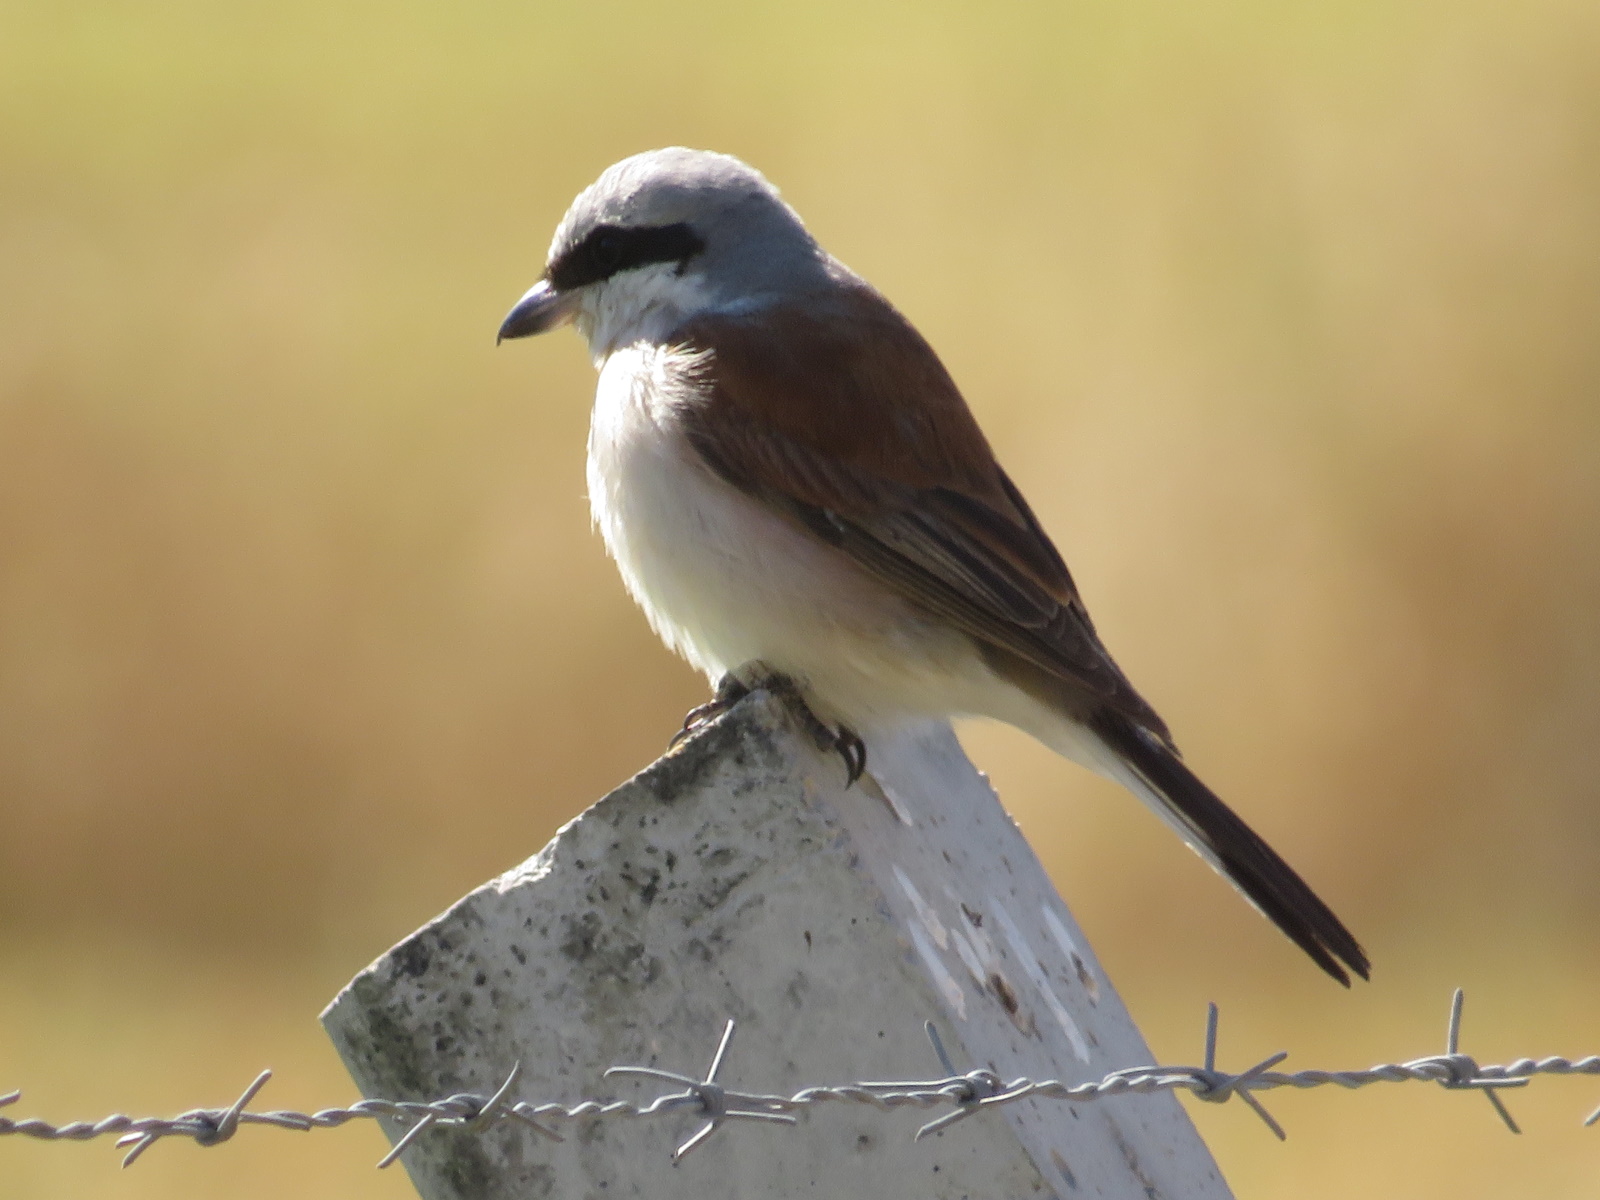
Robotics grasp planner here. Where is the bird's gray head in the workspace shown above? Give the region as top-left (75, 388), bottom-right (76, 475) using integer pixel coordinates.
top-left (497, 148), bottom-right (824, 354)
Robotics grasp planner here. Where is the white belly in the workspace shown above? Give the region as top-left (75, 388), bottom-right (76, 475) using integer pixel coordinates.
top-left (585, 343), bottom-right (1002, 731)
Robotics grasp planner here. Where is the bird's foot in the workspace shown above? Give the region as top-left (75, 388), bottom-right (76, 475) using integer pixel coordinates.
top-left (669, 674), bottom-right (753, 748)
top-left (755, 673), bottom-right (868, 786)
top-left (677, 665), bottom-right (867, 787)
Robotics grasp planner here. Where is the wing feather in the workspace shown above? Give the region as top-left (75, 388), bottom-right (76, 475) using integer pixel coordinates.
top-left (670, 283), bottom-right (1170, 738)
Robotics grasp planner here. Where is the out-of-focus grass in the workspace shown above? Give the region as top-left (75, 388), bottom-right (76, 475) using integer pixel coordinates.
top-left (1, 0), bottom-right (1598, 1196)
top-left (0, 940), bottom-right (418, 1200)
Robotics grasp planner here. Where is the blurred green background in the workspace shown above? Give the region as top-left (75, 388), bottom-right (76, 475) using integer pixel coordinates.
top-left (2, 0), bottom-right (1598, 1195)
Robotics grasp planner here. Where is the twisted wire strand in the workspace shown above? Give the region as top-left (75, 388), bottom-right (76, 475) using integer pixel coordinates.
top-left (2, 991), bottom-right (1596, 1169)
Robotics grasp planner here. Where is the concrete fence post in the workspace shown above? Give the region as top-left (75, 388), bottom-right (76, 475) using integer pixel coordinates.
top-left (321, 682), bottom-right (1232, 1199)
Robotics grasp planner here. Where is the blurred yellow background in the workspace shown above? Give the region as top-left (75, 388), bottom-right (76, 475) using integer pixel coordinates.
top-left (2, 0), bottom-right (1598, 1195)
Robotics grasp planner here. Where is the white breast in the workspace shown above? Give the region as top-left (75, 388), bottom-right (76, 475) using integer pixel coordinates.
top-left (584, 342), bottom-right (1000, 731)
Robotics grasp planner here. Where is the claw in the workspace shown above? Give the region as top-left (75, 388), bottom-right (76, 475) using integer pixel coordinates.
top-left (669, 675), bottom-right (752, 748)
top-left (835, 726), bottom-right (867, 786)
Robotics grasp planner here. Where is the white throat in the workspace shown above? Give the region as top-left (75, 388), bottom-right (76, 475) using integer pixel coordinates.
top-left (576, 264), bottom-right (716, 363)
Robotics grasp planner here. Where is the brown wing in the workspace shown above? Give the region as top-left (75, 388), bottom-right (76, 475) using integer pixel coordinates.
top-left (670, 281), bottom-right (1171, 741)
top-left (672, 282), bottom-right (1373, 986)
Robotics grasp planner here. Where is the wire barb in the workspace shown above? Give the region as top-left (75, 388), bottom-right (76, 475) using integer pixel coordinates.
top-left (375, 1109), bottom-right (438, 1170)
top-left (911, 1022), bottom-right (1007, 1139)
top-left (605, 1018), bottom-right (797, 1161)
top-left (115, 1068), bottom-right (275, 1167)
top-left (1182, 1002), bottom-right (1288, 1139)
top-left (375, 1060), bottom-right (563, 1169)
top-left (1431, 988), bottom-right (1526, 1134)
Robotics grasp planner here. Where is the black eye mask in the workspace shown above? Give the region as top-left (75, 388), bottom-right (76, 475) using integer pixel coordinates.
top-left (547, 222), bottom-right (705, 291)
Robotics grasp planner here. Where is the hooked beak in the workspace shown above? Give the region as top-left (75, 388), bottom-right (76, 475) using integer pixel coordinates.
top-left (496, 279), bottom-right (579, 343)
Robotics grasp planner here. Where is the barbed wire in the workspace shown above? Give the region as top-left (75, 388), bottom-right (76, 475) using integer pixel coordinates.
top-left (2, 990), bottom-right (1597, 1170)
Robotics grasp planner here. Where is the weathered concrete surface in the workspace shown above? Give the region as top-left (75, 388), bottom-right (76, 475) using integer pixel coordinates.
top-left (322, 685), bottom-right (1232, 1200)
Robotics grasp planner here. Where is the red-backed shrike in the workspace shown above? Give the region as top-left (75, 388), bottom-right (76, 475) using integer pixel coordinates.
top-left (498, 148), bottom-right (1368, 985)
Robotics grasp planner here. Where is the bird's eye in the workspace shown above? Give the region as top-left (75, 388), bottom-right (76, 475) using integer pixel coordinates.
top-left (591, 230), bottom-right (624, 270)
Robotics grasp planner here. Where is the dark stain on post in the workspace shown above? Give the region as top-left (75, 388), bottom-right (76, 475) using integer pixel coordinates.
top-left (989, 971), bottom-right (1020, 1015)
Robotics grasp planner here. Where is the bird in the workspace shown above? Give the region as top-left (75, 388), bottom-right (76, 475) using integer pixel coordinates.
top-left (496, 147), bottom-right (1369, 986)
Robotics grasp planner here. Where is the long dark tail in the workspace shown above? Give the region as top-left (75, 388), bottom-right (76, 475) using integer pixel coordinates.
top-left (1089, 708), bottom-right (1370, 986)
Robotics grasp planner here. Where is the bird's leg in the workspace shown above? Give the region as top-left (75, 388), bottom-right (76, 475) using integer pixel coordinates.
top-left (669, 673), bottom-right (753, 748)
